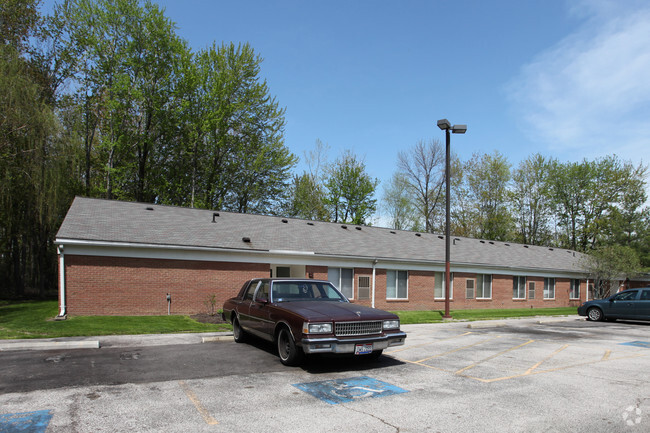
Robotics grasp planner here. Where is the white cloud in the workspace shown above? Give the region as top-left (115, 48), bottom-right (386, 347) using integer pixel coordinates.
top-left (508, 0), bottom-right (650, 165)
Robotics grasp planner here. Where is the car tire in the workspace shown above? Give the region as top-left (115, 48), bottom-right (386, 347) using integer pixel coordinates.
top-left (232, 317), bottom-right (247, 343)
top-left (587, 307), bottom-right (604, 322)
top-left (277, 327), bottom-right (303, 366)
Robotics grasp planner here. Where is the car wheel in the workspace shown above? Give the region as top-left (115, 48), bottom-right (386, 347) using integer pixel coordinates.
top-left (232, 317), bottom-right (247, 343)
top-left (587, 307), bottom-right (604, 322)
top-left (277, 327), bottom-right (303, 366)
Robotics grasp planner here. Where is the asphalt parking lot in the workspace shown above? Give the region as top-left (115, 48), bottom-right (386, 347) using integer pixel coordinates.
top-left (1, 316), bottom-right (649, 432)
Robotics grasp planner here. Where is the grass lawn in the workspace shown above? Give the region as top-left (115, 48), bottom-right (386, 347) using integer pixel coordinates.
top-left (0, 300), bottom-right (577, 340)
top-left (0, 300), bottom-right (231, 339)
top-left (394, 307), bottom-right (577, 324)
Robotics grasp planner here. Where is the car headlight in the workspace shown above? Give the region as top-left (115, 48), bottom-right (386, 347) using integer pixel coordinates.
top-left (303, 322), bottom-right (333, 334)
top-left (383, 319), bottom-right (400, 330)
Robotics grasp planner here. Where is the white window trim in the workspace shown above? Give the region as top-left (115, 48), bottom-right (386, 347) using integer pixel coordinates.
top-left (386, 269), bottom-right (408, 300)
top-left (513, 276), bottom-right (526, 300)
top-left (477, 274), bottom-right (492, 300)
top-left (329, 267), bottom-right (355, 300)
top-left (570, 279), bottom-right (580, 300)
top-left (434, 272), bottom-right (454, 300)
top-left (544, 278), bottom-right (556, 300)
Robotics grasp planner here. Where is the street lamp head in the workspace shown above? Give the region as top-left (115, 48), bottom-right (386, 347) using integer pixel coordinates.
top-left (437, 119), bottom-right (451, 130)
top-left (452, 124), bottom-right (467, 134)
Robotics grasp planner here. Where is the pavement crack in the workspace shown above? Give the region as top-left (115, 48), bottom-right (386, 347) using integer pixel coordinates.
top-left (341, 404), bottom-right (400, 432)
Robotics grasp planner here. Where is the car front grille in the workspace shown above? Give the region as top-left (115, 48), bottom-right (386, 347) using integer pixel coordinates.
top-left (335, 320), bottom-right (382, 336)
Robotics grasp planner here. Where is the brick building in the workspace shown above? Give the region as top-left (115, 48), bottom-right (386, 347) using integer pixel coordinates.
top-left (56, 196), bottom-right (607, 317)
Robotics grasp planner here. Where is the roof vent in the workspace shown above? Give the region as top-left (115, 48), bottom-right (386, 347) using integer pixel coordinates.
top-left (438, 235), bottom-right (443, 239)
top-left (505, 243), bottom-right (510, 246)
top-left (480, 240), bottom-right (485, 244)
top-left (146, 207), bottom-right (154, 211)
top-left (524, 245), bottom-right (529, 248)
top-left (212, 212), bottom-right (219, 223)
top-left (355, 226), bottom-right (362, 231)
top-left (489, 241), bottom-right (494, 245)
top-left (341, 225), bottom-right (348, 229)
top-left (281, 219), bottom-right (288, 223)
top-left (390, 231), bottom-right (396, 234)
top-left (415, 233), bottom-right (421, 237)
top-left (242, 237), bottom-right (251, 243)
top-left (548, 248), bottom-right (554, 251)
top-left (307, 222), bottom-right (314, 226)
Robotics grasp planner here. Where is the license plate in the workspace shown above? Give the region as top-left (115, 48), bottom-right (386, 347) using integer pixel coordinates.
top-left (354, 343), bottom-right (373, 355)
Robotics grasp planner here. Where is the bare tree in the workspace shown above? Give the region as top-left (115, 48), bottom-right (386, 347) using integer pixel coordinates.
top-left (397, 139), bottom-right (445, 232)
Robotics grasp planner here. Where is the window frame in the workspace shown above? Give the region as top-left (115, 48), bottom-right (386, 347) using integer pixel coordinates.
top-left (513, 276), bottom-right (526, 300)
top-left (544, 277), bottom-right (556, 300)
top-left (476, 274), bottom-right (492, 299)
top-left (434, 271), bottom-right (454, 300)
top-left (528, 281), bottom-right (536, 300)
top-left (328, 267), bottom-right (355, 300)
top-left (386, 269), bottom-right (408, 300)
top-left (570, 279), bottom-right (581, 300)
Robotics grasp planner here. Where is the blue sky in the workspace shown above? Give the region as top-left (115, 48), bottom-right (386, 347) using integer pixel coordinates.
top-left (42, 0), bottom-right (650, 217)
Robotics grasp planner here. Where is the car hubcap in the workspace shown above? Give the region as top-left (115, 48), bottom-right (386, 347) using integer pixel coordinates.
top-left (589, 310), bottom-right (600, 320)
top-left (279, 332), bottom-right (289, 359)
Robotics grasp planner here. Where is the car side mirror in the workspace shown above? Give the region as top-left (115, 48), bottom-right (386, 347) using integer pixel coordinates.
top-left (256, 297), bottom-right (268, 304)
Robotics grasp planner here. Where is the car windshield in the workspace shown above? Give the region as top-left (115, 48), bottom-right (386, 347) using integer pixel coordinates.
top-left (271, 281), bottom-right (347, 302)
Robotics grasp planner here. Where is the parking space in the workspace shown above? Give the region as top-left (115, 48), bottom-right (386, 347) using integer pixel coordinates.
top-left (388, 320), bottom-right (648, 383)
top-left (2, 317), bottom-right (650, 432)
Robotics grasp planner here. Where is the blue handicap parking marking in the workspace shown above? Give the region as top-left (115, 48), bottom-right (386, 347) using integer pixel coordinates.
top-left (620, 341), bottom-right (650, 349)
top-left (293, 376), bottom-right (408, 405)
top-left (0, 410), bottom-right (53, 433)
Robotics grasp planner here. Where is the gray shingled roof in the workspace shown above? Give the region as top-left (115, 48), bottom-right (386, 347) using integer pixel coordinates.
top-left (56, 196), bottom-right (587, 274)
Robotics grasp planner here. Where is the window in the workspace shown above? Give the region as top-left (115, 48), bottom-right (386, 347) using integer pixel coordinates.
top-left (544, 278), bottom-right (555, 299)
top-left (513, 276), bottom-right (526, 299)
top-left (476, 274), bottom-right (492, 299)
top-left (641, 290), bottom-right (650, 301)
top-left (466, 279), bottom-right (475, 299)
top-left (613, 290), bottom-right (637, 301)
top-left (358, 276), bottom-right (371, 300)
top-left (434, 272), bottom-right (454, 299)
top-left (570, 279), bottom-right (580, 299)
top-left (328, 268), bottom-right (354, 299)
top-left (387, 270), bottom-right (408, 299)
top-left (528, 281), bottom-right (536, 300)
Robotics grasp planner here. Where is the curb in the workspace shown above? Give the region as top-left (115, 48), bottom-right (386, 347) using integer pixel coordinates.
top-left (0, 340), bottom-right (100, 351)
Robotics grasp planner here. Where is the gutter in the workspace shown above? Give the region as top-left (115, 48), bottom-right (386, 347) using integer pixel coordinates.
top-left (57, 245), bottom-right (66, 318)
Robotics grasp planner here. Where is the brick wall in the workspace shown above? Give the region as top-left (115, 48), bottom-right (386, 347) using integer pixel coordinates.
top-left (63, 255), bottom-right (592, 316)
top-left (64, 255), bottom-right (268, 316)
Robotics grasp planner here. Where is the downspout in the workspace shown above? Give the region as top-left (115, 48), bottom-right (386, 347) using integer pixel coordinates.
top-left (58, 245), bottom-right (66, 317)
top-left (372, 259), bottom-right (378, 308)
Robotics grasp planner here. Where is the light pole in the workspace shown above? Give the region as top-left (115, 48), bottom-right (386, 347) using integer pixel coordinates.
top-left (437, 119), bottom-right (466, 319)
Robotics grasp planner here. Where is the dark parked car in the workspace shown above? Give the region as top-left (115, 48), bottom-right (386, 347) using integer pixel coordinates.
top-left (222, 278), bottom-right (407, 365)
top-left (578, 287), bottom-right (650, 322)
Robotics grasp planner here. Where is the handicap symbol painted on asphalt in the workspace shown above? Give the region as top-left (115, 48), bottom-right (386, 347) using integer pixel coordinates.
top-left (0, 410), bottom-right (53, 433)
top-left (620, 341), bottom-right (650, 349)
top-left (293, 376), bottom-right (408, 405)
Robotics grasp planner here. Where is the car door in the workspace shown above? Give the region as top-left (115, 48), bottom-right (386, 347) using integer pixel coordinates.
top-left (637, 289), bottom-right (650, 319)
top-left (237, 280), bottom-right (259, 331)
top-left (607, 290), bottom-right (639, 319)
top-left (247, 281), bottom-right (274, 340)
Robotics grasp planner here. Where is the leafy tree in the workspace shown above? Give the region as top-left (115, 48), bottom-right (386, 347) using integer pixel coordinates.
top-left (175, 42), bottom-right (295, 213)
top-left (396, 139), bottom-right (445, 232)
top-left (463, 151), bottom-right (514, 241)
top-left (382, 173), bottom-right (419, 231)
top-left (581, 245), bottom-right (642, 298)
top-left (550, 156), bottom-right (645, 252)
top-left (325, 151), bottom-right (378, 225)
top-left (510, 153), bottom-right (554, 245)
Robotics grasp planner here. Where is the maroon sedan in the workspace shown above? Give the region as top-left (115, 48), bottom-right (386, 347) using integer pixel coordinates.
top-left (222, 278), bottom-right (407, 365)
